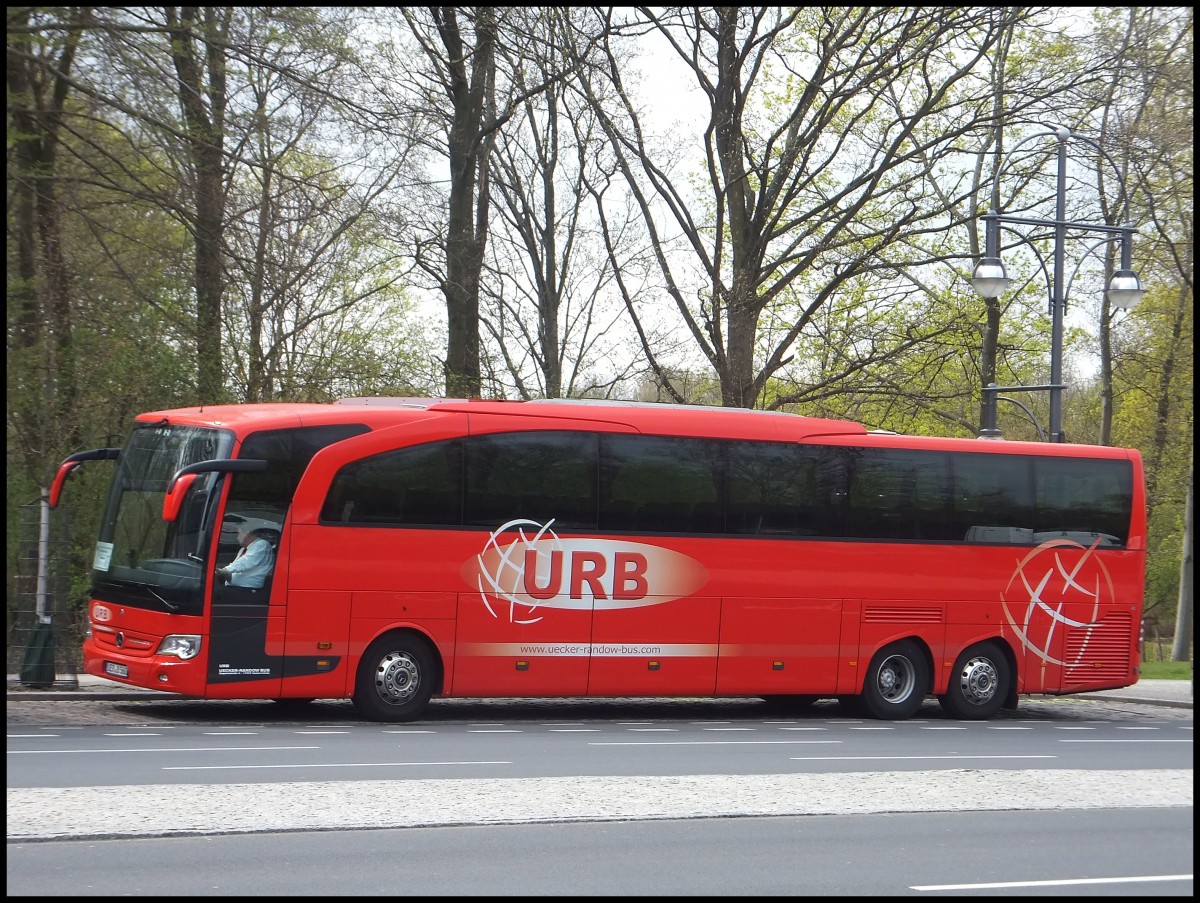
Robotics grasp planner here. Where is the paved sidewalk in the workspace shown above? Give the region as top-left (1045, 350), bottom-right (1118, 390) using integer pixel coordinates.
top-left (1074, 678), bottom-right (1192, 709)
top-left (6, 674), bottom-right (1192, 709)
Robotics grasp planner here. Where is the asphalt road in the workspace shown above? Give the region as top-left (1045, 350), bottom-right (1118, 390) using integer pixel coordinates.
top-left (7, 688), bottom-right (1192, 896)
top-left (8, 691), bottom-right (1192, 836)
top-left (8, 809), bottom-right (1195, 896)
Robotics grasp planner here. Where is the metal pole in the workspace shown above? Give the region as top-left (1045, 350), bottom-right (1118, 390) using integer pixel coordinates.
top-left (974, 125), bottom-right (1143, 444)
top-left (980, 383), bottom-right (1002, 439)
top-left (37, 489), bottom-right (50, 623)
top-left (979, 214), bottom-right (1001, 438)
top-left (1049, 128), bottom-right (1068, 443)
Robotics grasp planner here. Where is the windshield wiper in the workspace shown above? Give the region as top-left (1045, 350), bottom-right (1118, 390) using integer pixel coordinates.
top-left (125, 580), bottom-right (179, 612)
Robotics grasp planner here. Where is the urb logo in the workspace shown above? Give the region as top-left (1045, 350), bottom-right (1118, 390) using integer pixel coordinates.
top-left (467, 519), bottom-right (708, 624)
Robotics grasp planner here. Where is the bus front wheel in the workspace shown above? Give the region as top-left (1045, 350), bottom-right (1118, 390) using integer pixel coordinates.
top-left (353, 634), bottom-right (435, 723)
top-left (938, 642), bottom-right (1011, 720)
top-left (858, 640), bottom-right (928, 720)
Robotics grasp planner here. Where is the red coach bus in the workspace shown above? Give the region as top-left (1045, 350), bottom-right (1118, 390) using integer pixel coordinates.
top-left (51, 397), bottom-right (1146, 722)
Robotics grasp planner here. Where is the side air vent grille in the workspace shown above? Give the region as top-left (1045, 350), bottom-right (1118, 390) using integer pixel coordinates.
top-left (1063, 612), bottom-right (1133, 688)
top-left (862, 606), bottom-right (943, 624)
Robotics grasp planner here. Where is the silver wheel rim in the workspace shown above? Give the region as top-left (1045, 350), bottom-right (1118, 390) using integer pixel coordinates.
top-left (876, 653), bottom-right (917, 704)
top-left (956, 655), bottom-right (999, 707)
top-left (373, 651), bottom-right (421, 707)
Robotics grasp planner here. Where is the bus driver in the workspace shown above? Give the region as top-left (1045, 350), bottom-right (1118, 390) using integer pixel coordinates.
top-left (217, 524), bottom-right (275, 588)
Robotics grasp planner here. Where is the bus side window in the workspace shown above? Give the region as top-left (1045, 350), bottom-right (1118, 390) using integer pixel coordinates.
top-left (1034, 458), bottom-right (1131, 546)
top-left (600, 434), bottom-right (719, 535)
top-left (339, 488), bottom-right (398, 524)
top-left (403, 490), bottom-right (458, 525)
top-left (235, 423), bottom-right (370, 530)
top-left (952, 453), bottom-right (1034, 542)
top-left (321, 439), bottom-right (464, 528)
top-left (463, 432), bottom-right (596, 529)
top-left (689, 501), bottom-right (721, 533)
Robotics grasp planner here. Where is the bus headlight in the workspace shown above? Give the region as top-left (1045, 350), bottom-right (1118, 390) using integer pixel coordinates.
top-left (157, 635), bottom-right (202, 660)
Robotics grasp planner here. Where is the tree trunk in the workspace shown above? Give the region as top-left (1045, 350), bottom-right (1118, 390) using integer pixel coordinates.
top-left (6, 9), bottom-right (83, 457)
top-left (437, 7), bottom-right (496, 399)
top-left (1171, 449), bottom-right (1193, 663)
top-left (167, 7), bottom-right (230, 403)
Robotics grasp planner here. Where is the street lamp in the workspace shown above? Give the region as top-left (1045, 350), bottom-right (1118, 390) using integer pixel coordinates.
top-left (971, 125), bottom-right (1145, 443)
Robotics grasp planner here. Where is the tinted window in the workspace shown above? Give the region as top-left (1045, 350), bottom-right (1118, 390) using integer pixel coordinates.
top-left (230, 425), bottom-right (369, 517)
top-left (600, 435), bottom-right (723, 532)
top-left (1034, 457), bottom-right (1132, 545)
top-left (321, 439), bottom-right (463, 525)
top-left (226, 424), bottom-right (369, 551)
top-left (465, 432), bottom-right (597, 529)
top-left (953, 453), bottom-right (1035, 543)
top-left (317, 427), bottom-right (1132, 549)
top-left (727, 442), bottom-right (846, 536)
top-left (845, 448), bottom-right (952, 541)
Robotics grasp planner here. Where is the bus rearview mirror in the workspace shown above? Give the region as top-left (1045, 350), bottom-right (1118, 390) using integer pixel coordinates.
top-left (163, 472), bottom-right (198, 522)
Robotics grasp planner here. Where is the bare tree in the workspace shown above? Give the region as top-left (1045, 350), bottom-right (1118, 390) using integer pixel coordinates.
top-left (159, 7), bottom-right (233, 401)
top-left (17, 7), bottom-right (434, 404)
top-left (1104, 7), bottom-right (1194, 660)
top-left (573, 7), bottom-right (1042, 410)
top-left (218, 8), bottom-right (424, 401)
top-left (483, 8), bottom-right (635, 399)
top-left (394, 7), bottom-right (614, 398)
top-left (397, 7), bottom-right (500, 398)
top-left (7, 6), bottom-right (87, 471)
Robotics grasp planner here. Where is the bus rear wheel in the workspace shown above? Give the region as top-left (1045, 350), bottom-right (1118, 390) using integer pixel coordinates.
top-left (858, 640), bottom-right (928, 720)
top-left (353, 634), bottom-right (435, 723)
top-left (938, 642), bottom-right (1010, 720)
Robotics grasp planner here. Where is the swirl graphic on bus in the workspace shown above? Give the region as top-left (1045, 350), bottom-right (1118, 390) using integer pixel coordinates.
top-left (474, 519), bottom-right (562, 624)
top-left (470, 518), bottom-right (707, 624)
top-left (1001, 537), bottom-right (1113, 667)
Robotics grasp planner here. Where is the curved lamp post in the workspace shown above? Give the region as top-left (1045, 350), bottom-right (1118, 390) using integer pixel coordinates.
top-left (971, 125), bottom-right (1146, 442)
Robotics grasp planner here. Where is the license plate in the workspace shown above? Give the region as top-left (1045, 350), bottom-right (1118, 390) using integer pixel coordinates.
top-left (104, 661), bottom-right (129, 678)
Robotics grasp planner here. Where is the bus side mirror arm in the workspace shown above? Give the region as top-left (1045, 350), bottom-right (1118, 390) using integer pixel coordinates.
top-left (162, 458), bottom-right (269, 522)
top-left (49, 448), bottom-right (121, 508)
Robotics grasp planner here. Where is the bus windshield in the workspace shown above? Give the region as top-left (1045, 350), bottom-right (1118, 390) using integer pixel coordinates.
top-left (92, 422), bottom-right (234, 615)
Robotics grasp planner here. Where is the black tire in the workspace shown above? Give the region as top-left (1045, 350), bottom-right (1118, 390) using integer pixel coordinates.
top-left (938, 642), bottom-right (1011, 720)
top-left (353, 633), bottom-right (436, 723)
top-left (760, 694), bottom-right (819, 713)
top-left (857, 640), bottom-right (929, 720)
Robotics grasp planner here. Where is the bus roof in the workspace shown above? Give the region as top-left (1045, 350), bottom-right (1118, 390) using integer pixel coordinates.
top-left (139, 397), bottom-right (867, 442)
top-left (135, 396), bottom-right (1136, 458)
